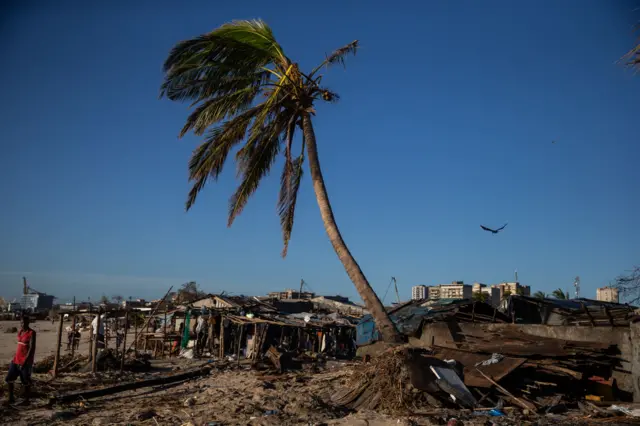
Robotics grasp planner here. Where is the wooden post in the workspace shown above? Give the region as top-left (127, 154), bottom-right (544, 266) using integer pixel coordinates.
top-left (236, 324), bottom-right (244, 366)
top-left (70, 314), bottom-right (77, 357)
top-left (52, 313), bottom-right (64, 377)
top-left (120, 312), bottom-right (129, 372)
top-left (134, 313), bottom-right (138, 354)
top-left (208, 315), bottom-right (214, 354)
top-left (252, 323), bottom-right (258, 360)
top-left (219, 314), bottom-right (225, 359)
top-left (91, 310), bottom-right (102, 373)
top-left (163, 309), bottom-right (167, 357)
top-left (88, 307), bottom-right (94, 359)
top-left (125, 286), bottom-right (173, 353)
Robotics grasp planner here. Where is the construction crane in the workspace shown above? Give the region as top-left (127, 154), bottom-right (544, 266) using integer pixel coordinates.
top-left (382, 277), bottom-right (401, 304)
top-left (391, 277), bottom-right (400, 304)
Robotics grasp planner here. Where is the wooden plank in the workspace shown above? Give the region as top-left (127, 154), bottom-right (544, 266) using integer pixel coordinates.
top-left (475, 368), bottom-right (536, 411)
top-left (50, 365), bottom-right (212, 404)
top-left (434, 347), bottom-right (527, 388)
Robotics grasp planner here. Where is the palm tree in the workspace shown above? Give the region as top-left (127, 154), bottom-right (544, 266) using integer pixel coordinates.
top-left (533, 291), bottom-right (546, 299)
top-left (551, 288), bottom-right (567, 300)
top-left (161, 20), bottom-right (401, 343)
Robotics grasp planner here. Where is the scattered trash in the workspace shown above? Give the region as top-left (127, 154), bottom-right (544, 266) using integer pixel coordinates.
top-left (264, 409), bottom-right (279, 416)
top-left (472, 409), bottom-right (504, 417)
top-left (179, 349), bottom-right (194, 359)
top-left (474, 353), bottom-right (504, 367)
top-left (183, 396), bottom-right (196, 407)
top-left (610, 405), bottom-right (640, 417)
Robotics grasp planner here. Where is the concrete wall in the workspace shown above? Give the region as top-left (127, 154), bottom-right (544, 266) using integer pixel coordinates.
top-left (417, 322), bottom-right (634, 395)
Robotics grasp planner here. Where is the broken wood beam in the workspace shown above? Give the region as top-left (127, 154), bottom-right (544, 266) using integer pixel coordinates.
top-left (49, 365), bottom-right (212, 405)
top-left (475, 368), bottom-right (536, 412)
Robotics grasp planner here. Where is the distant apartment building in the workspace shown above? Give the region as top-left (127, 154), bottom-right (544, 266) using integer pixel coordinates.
top-left (472, 283), bottom-right (500, 307)
top-left (439, 281), bottom-right (473, 299)
top-left (411, 285), bottom-right (428, 300)
top-left (596, 287), bottom-right (619, 303)
top-left (267, 289), bottom-right (316, 300)
top-left (426, 281), bottom-right (472, 302)
top-left (492, 282), bottom-right (531, 300)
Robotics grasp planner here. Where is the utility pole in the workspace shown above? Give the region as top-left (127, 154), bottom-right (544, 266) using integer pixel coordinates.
top-left (73, 296), bottom-right (76, 311)
top-left (299, 279), bottom-right (304, 298)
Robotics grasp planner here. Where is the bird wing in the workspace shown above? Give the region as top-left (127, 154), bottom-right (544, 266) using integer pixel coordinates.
top-left (480, 225), bottom-right (494, 232)
top-left (496, 222), bottom-right (508, 231)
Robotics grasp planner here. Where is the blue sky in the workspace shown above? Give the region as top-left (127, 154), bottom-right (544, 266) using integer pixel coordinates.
top-left (1, 0), bottom-right (639, 303)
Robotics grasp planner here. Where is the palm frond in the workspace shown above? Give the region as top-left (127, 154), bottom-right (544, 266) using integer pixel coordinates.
top-left (185, 106), bottom-right (261, 210)
top-left (227, 115), bottom-right (289, 226)
top-left (161, 20), bottom-right (287, 104)
top-left (179, 86), bottom-right (260, 137)
top-left (310, 40), bottom-right (359, 78)
top-left (278, 154), bottom-right (304, 257)
top-left (623, 43), bottom-right (640, 69)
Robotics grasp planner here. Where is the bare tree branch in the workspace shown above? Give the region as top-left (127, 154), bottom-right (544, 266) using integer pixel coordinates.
top-left (613, 265), bottom-right (640, 305)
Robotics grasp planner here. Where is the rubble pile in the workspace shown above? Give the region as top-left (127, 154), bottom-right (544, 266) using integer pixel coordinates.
top-left (430, 326), bottom-right (627, 407)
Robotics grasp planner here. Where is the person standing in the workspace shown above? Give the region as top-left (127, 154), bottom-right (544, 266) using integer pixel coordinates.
top-left (4, 317), bottom-right (36, 405)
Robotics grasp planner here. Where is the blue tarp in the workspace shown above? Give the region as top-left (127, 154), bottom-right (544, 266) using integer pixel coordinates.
top-left (356, 301), bottom-right (432, 346)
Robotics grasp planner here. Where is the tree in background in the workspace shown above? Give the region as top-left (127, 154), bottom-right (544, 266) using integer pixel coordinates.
top-left (472, 291), bottom-right (488, 303)
top-left (100, 294), bottom-right (109, 304)
top-left (502, 290), bottom-right (512, 301)
top-left (161, 19), bottom-right (401, 342)
top-left (613, 266), bottom-right (640, 305)
top-left (551, 288), bottom-right (568, 300)
top-left (112, 295), bottom-right (124, 304)
top-left (176, 281), bottom-right (206, 304)
top-left (533, 291), bottom-right (546, 299)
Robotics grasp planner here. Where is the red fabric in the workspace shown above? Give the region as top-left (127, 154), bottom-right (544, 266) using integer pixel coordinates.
top-left (13, 329), bottom-right (35, 366)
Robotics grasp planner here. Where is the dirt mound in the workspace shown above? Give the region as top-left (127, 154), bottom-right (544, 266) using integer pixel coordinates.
top-left (4, 326), bottom-right (17, 333)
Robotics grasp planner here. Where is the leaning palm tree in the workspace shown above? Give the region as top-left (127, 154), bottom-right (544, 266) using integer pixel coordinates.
top-left (533, 291), bottom-right (546, 299)
top-left (161, 20), bottom-right (401, 343)
top-left (551, 288), bottom-right (567, 300)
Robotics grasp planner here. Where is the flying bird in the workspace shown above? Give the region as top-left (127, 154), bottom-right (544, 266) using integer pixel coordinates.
top-left (480, 223), bottom-right (508, 234)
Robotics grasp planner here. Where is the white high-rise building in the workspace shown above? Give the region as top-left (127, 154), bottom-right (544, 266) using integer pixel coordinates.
top-left (411, 285), bottom-right (428, 300)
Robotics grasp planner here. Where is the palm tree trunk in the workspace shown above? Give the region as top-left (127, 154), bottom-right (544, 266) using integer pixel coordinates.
top-left (302, 114), bottom-right (402, 344)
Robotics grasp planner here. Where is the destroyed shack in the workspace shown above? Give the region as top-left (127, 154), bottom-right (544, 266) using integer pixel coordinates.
top-left (352, 295), bottom-right (640, 411)
top-left (133, 294), bottom-right (359, 363)
top-left (356, 298), bottom-right (509, 347)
